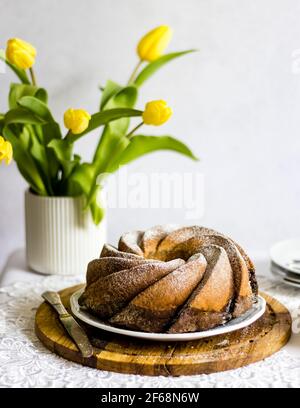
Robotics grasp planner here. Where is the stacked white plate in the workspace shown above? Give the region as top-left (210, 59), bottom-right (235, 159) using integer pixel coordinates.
top-left (270, 239), bottom-right (300, 288)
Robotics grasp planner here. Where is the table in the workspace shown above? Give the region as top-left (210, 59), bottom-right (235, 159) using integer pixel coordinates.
top-left (0, 250), bottom-right (300, 388)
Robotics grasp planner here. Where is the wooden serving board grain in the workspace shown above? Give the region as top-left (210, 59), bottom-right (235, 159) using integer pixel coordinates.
top-left (35, 285), bottom-right (291, 376)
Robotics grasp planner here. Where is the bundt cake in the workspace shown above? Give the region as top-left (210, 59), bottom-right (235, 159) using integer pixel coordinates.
top-left (79, 225), bottom-right (257, 333)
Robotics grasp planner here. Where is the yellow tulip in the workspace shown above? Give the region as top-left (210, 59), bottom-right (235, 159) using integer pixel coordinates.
top-left (64, 108), bottom-right (91, 135)
top-left (0, 136), bottom-right (13, 165)
top-left (137, 25), bottom-right (173, 62)
top-left (6, 38), bottom-right (36, 70)
top-left (142, 100), bottom-right (173, 126)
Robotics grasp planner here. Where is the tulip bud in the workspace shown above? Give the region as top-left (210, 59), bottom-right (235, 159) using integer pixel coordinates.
top-left (64, 108), bottom-right (91, 135)
top-left (142, 100), bottom-right (173, 126)
top-left (137, 25), bottom-right (173, 62)
top-left (0, 136), bottom-right (13, 165)
top-left (6, 38), bottom-right (36, 70)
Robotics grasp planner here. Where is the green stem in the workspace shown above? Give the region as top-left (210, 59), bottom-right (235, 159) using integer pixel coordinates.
top-left (64, 130), bottom-right (72, 141)
top-left (127, 60), bottom-right (143, 85)
top-left (126, 122), bottom-right (143, 140)
top-left (29, 67), bottom-right (36, 86)
top-left (31, 124), bottom-right (54, 195)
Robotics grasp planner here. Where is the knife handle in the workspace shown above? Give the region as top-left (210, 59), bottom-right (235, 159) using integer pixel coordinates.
top-left (42, 291), bottom-right (69, 317)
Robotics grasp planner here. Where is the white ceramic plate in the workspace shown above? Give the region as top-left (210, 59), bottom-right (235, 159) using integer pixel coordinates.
top-left (70, 288), bottom-right (266, 342)
top-left (282, 280), bottom-right (300, 289)
top-left (270, 239), bottom-right (300, 274)
top-left (271, 264), bottom-right (300, 288)
top-left (271, 261), bottom-right (300, 281)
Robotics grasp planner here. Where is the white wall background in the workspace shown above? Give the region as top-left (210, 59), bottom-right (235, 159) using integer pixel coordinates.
top-left (1, 0), bottom-right (300, 270)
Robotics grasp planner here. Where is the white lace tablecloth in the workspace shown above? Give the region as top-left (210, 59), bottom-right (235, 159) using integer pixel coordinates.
top-left (1, 270), bottom-right (300, 388)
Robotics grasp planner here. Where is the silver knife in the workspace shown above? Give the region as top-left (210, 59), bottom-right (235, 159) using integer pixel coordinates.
top-left (42, 291), bottom-right (93, 358)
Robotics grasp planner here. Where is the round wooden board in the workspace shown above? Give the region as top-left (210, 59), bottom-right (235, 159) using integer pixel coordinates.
top-left (35, 285), bottom-right (291, 377)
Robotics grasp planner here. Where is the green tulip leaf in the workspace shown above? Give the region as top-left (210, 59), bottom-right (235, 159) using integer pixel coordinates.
top-left (115, 135), bottom-right (198, 167)
top-left (83, 135), bottom-right (130, 210)
top-left (9, 83), bottom-right (48, 109)
top-left (134, 50), bottom-right (197, 87)
top-left (0, 49), bottom-right (30, 84)
top-left (40, 122), bottom-right (62, 144)
top-left (29, 135), bottom-right (54, 195)
top-left (35, 88), bottom-right (48, 104)
top-left (89, 186), bottom-right (105, 224)
top-left (47, 138), bottom-right (75, 180)
top-left (76, 107), bottom-right (142, 139)
top-left (93, 86), bottom-right (138, 164)
top-left (69, 162), bottom-right (95, 196)
top-left (17, 96), bottom-right (62, 141)
top-left (17, 125), bottom-right (57, 195)
top-left (66, 161), bottom-right (106, 224)
top-left (19, 126), bottom-right (31, 150)
top-left (5, 108), bottom-right (46, 125)
top-left (104, 86), bottom-right (138, 111)
top-left (74, 153), bottom-right (81, 162)
top-left (0, 114), bottom-right (4, 133)
top-left (17, 96), bottom-right (54, 122)
top-left (103, 135), bottom-right (130, 173)
top-left (67, 162), bottom-right (105, 224)
top-left (30, 135), bottom-right (48, 168)
top-left (100, 80), bottom-right (122, 110)
top-left (3, 125), bottom-right (47, 195)
top-left (47, 139), bottom-right (72, 163)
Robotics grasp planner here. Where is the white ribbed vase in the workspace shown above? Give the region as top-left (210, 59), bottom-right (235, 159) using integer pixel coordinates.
top-left (25, 190), bottom-right (106, 276)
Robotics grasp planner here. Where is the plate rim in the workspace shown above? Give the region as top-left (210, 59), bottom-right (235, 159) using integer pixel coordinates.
top-left (270, 239), bottom-right (300, 274)
top-left (282, 279), bottom-right (300, 288)
top-left (70, 288), bottom-right (266, 341)
top-left (271, 263), bottom-right (300, 288)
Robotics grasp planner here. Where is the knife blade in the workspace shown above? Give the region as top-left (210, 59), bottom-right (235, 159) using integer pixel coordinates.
top-left (42, 291), bottom-right (93, 358)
